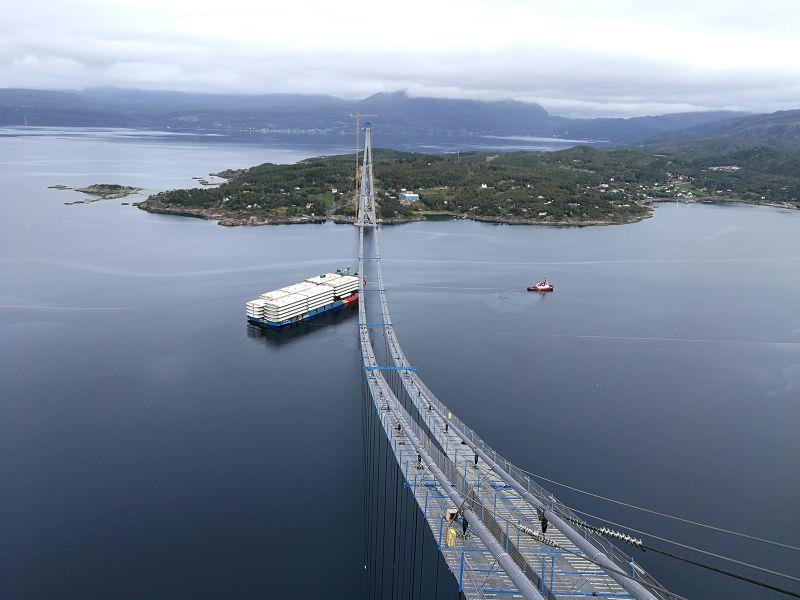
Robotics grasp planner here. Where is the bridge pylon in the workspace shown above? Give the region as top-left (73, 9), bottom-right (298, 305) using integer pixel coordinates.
top-left (356, 127), bottom-right (378, 227)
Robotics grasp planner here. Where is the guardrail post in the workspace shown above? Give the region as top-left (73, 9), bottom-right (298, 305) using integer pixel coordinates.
top-left (540, 557), bottom-right (546, 592)
top-left (459, 550), bottom-right (465, 592)
top-left (549, 555), bottom-right (555, 593)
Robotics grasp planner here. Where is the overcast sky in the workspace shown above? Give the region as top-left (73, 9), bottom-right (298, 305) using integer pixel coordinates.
top-left (2, 0), bottom-right (799, 117)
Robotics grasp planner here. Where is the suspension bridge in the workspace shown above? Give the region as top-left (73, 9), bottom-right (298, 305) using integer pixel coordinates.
top-left (353, 126), bottom-right (800, 600)
top-left (355, 126), bottom-right (674, 600)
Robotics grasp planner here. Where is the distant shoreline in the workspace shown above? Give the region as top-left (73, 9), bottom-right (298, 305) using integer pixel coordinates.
top-left (135, 201), bottom-right (650, 227)
top-left (644, 196), bottom-right (800, 213)
top-left (135, 202), bottom-right (427, 226)
top-left (136, 196), bottom-right (800, 228)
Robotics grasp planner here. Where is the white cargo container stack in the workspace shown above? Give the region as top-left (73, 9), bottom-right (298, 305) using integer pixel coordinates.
top-left (333, 275), bottom-right (359, 297)
top-left (306, 272), bottom-right (359, 298)
top-left (261, 293), bottom-right (310, 323)
top-left (295, 281), bottom-right (335, 314)
top-left (281, 281), bottom-right (318, 296)
top-left (305, 273), bottom-right (341, 287)
top-left (246, 272), bottom-right (359, 325)
top-left (259, 290), bottom-right (289, 302)
top-left (246, 299), bottom-right (267, 320)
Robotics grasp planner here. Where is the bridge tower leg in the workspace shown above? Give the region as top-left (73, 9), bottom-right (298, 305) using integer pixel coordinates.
top-left (357, 127), bottom-right (378, 227)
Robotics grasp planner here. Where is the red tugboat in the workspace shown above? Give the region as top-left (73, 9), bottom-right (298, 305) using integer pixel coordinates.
top-left (528, 277), bottom-right (554, 292)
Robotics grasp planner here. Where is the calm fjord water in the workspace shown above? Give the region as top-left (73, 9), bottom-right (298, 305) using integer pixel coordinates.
top-left (1, 128), bottom-right (799, 599)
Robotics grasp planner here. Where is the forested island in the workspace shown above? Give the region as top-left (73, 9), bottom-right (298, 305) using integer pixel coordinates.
top-left (50, 183), bottom-right (141, 204)
top-left (137, 146), bottom-right (800, 226)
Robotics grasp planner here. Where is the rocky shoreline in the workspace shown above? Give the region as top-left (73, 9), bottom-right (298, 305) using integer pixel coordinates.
top-left (645, 195), bottom-right (800, 212)
top-left (135, 200), bottom-right (645, 227)
top-left (436, 211), bottom-right (652, 227)
top-left (135, 202), bottom-right (427, 226)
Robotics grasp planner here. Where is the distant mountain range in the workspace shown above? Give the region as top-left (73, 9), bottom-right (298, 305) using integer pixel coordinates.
top-left (642, 109), bottom-right (800, 154)
top-left (0, 88), bottom-right (757, 146)
top-left (3, 88), bottom-right (800, 153)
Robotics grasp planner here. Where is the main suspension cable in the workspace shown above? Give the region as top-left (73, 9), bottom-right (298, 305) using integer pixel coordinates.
top-left (517, 466), bottom-right (800, 553)
top-left (558, 505), bottom-right (800, 585)
top-left (553, 508), bottom-right (800, 598)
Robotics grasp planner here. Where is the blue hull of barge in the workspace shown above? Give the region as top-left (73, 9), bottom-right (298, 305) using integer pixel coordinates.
top-left (247, 295), bottom-right (358, 329)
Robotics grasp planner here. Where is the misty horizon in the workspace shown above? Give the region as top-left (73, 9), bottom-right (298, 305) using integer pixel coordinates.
top-left (0, 86), bottom-right (769, 121)
top-left (3, 0), bottom-right (799, 118)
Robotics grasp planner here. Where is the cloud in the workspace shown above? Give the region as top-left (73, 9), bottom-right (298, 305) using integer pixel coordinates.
top-left (2, 0), bottom-right (799, 117)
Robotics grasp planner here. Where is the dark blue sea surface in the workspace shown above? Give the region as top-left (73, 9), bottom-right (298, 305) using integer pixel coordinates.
top-left (1, 128), bottom-right (799, 599)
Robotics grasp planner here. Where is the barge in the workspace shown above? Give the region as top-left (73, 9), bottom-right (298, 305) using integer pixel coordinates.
top-left (246, 272), bottom-right (359, 328)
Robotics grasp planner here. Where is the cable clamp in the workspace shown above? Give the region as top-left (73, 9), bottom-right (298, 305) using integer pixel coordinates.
top-left (598, 526), bottom-right (644, 548)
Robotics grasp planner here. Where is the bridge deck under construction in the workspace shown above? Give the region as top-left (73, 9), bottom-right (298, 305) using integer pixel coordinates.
top-left (356, 127), bottom-right (673, 600)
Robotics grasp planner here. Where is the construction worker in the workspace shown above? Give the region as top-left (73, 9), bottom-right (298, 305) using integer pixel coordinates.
top-left (462, 515), bottom-right (469, 539)
top-left (447, 528), bottom-right (457, 547)
top-left (537, 508), bottom-right (549, 533)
